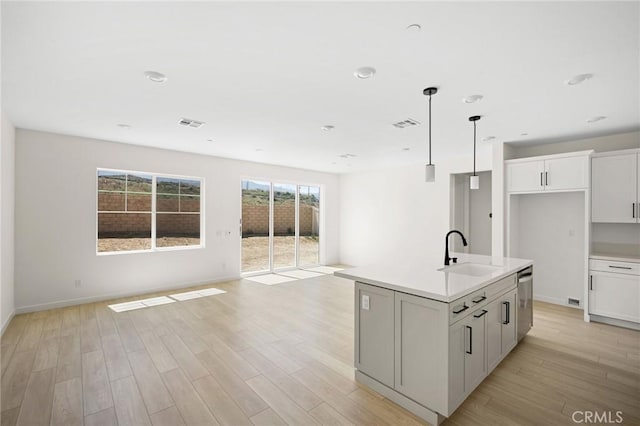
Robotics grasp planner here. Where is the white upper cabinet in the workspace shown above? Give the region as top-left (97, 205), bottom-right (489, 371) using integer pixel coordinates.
top-left (544, 156), bottom-right (589, 191)
top-left (591, 151), bottom-right (639, 223)
top-left (506, 152), bottom-right (591, 194)
top-left (506, 160), bottom-right (545, 192)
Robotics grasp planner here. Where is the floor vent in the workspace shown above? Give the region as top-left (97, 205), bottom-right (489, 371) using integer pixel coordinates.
top-left (179, 118), bottom-right (205, 128)
top-left (568, 298), bottom-right (580, 306)
top-left (392, 118), bottom-right (420, 128)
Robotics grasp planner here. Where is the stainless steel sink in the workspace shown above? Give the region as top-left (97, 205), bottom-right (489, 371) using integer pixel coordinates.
top-left (437, 263), bottom-right (502, 277)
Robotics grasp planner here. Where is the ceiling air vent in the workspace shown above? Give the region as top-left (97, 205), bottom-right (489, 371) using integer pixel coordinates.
top-left (178, 118), bottom-right (205, 128)
top-left (392, 118), bottom-right (420, 129)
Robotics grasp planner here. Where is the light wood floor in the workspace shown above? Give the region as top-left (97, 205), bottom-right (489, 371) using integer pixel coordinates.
top-left (1, 274), bottom-right (639, 426)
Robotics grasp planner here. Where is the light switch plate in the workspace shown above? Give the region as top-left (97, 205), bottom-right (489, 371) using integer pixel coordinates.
top-left (362, 295), bottom-right (370, 310)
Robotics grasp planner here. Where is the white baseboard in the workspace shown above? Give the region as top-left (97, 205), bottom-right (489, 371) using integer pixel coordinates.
top-left (1, 311), bottom-right (16, 336)
top-left (15, 274), bottom-right (241, 314)
top-left (533, 295), bottom-right (583, 310)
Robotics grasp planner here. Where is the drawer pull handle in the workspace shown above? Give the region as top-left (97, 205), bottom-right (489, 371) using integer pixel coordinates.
top-left (472, 295), bottom-right (487, 304)
top-left (453, 304), bottom-right (469, 314)
top-left (502, 301), bottom-right (510, 325)
top-left (473, 309), bottom-right (488, 318)
top-left (608, 265), bottom-right (632, 270)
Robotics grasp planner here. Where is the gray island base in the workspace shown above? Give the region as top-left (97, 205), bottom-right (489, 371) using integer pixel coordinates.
top-left (335, 254), bottom-right (533, 425)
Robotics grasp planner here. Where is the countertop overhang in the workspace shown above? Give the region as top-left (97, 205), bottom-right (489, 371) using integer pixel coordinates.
top-left (334, 253), bottom-right (533, 303)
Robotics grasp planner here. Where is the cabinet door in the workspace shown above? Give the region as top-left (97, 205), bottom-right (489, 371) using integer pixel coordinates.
top-left (500, 290), bottom-right (517, 355)
top-left (544, 156), bottom-right (588, 191)
top-left (464, 309), bottom-right (487, 393)
top-left (507, 161), bottom-right (545, 193)
top-left (589, 272), bottom-right (640, 323)
top-left (485, 299), bottom-right (502, 373)
top-left (395, 292), bottom-right (448, 410)
top-left (355, 282), bottom-right (395, 387)
top-left (637, 153), bottom-right (640, 223)
top-left (592, 154), bottom-right (637, 223)
top-left (448, 320), bottom-right (466, 413)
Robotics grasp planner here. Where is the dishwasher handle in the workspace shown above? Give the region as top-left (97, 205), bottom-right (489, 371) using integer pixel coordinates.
top-left (518, 273), bottom-right (533, 283)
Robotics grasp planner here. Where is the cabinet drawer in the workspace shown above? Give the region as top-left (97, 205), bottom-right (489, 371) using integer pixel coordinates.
top-left (590, 259), bottom-right (640, 276)
top-left (450, 290), bottom-right (487, 324)
top-left (485, 274), bottom-right (517, 300)
top-left (449, 274), bottom-right (517, 324)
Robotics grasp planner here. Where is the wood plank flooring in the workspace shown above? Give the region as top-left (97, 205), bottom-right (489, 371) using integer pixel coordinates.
top-left (1, 274), bottom-right (639, 425)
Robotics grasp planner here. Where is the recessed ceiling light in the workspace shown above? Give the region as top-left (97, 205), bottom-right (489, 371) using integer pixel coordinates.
top-left (354, 67), bottom-right (376, 79)
top-left (587, 116), bottom-right (607, 123)
top-left (406, 24), bottom-right (421, 31)
top-left (206, 138), bottom-right (214, 142)
top-left (482, 136), bottom-right (496, 142)
top-left (565, 73), bottom-right (593, 86)
top-left (255, 148), bottom-right (263, 152)
top-left (520, 133), bottom-right (529, 136)
top-left (321, 125), bottom-right (335, 131)
top-left (402, 147), bottom-right (411, 151)
top-left (144, 71), bottom-right (167, 83)
top-left (117, 124), bottom-right (131, 129)
top-left (339, 153), bottom-right (356, 159)
top-left (462, 94), bottom-right (483, 104)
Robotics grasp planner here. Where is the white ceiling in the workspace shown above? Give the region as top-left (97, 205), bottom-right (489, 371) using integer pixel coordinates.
top-left (2, 1), bottom-right (639, 173)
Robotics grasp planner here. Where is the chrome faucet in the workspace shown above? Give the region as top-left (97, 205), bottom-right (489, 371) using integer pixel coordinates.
top-left (444, 230), bottom-right (468, 266)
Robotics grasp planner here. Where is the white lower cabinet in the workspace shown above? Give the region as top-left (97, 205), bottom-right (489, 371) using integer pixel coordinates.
top-left (395, 292), bottom-right (449, 411)
top-left (449, 304), bottom-right (490, 410)
top-left (589, 266), bottom-right (640, 324)
top-left (355, 274), bottom-right (519, 421)
top-left (486, 288), bottom-right (517, 372)
top-left (354, 283), bottom-right (395, 387)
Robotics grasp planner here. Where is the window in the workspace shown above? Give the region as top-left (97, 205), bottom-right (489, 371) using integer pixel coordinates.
top-left (97, 169), bottom-right (203, 254)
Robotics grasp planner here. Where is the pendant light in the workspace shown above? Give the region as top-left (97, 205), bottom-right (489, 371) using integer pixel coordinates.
top-left (424, 87), bottom-right (438, 182)
top-left (469, 115), bottom-right (481, 190)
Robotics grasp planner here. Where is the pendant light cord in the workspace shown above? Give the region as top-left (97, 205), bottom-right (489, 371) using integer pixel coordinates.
top-left (473, 120), bottom-right (476, 176)
top-left (428, 94), bottom-right (432, 165)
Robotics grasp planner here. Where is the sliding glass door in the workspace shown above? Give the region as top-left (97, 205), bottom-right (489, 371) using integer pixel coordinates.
top-left (241, 180), bottom-right (320, 274)
top-left (298, 185), bottom-right (320, 266)
top-left (273, 183), bottom-right (297, 269)
top-left (241, 180), bottom-right (271, 273)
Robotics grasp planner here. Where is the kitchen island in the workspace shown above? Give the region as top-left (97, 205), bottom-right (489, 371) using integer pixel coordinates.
top-left (335, 253), bottom-right (533, 425)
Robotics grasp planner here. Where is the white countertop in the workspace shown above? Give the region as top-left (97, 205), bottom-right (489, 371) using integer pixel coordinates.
top-left (590, 253), bottom-right (640, 263)
top-left (334, 253), bottom-right (532, 303)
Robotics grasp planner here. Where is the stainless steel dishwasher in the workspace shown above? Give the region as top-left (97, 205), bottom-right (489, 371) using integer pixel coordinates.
top-left (517, 266), bottom-right (533, 341)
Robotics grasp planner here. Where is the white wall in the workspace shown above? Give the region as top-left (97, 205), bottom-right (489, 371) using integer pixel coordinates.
top-left (14, 129), bottom-right (340, 312)
top-left (1, 113), bottom-right (16, 332)
top-left (469, 171), bottom-right (492, 256)
top-left (339, 146), bottom-right (492, 267)
top-left (507, 131), bottom-right (640, 159)
top-left (509, 192), bottom-right (586, 306)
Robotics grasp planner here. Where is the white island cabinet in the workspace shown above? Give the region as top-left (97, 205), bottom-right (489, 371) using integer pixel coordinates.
top-left (336, 254), bottom-right (532, 425)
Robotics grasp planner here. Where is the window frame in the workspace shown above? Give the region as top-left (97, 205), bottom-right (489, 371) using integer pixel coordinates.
top-left (96, 168), bottom-right (205, 256)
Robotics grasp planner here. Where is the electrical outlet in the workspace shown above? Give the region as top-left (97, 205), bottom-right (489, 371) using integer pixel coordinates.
top-left (74, 279), bottom-right (81, 288)
top-left (362, 295), bottom-right (370, 310)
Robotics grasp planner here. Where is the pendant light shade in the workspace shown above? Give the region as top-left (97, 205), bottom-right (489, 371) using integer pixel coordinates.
top-left (424, 87), bottom-right (438, 183)
top-left (425, 164), bottom-right (435, 182)
top-left (470, 175), bottom-right (480, 189)
top-left (469, 115), bottom-right (481, 190)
